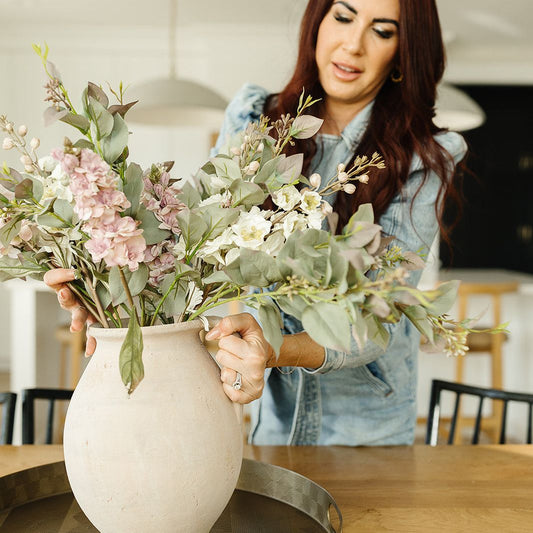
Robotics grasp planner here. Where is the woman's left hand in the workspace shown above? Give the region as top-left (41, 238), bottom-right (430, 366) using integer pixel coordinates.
top-left (205, 313), bottom-right (275, 404)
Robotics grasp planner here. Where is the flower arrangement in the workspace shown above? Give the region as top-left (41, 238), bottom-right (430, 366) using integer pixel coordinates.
top-left (0, 46), bottom-right (487, 393)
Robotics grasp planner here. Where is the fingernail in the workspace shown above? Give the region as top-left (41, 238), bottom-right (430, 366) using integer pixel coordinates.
top-left (59, 289), bottom-right (69, 300)
top-left (205, 329), bottom-right (219, 340)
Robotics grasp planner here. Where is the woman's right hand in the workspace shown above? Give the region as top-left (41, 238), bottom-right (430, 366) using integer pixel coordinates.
top-left (43, 268), bottom-right (97, 356)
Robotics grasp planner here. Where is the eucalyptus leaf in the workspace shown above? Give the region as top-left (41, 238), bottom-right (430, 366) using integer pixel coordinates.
top-left (119, 316), bottom-right (144, 394)
top-left (137, 206), bottom-right (172, 245)
top-left (101, 113), bottom-right (129, 164)
top-left (0, 217), bottom-right (21, 247)
top-left (351, 307), bottom-right (368, 351)
top-left (109, 266), bottom-right (127, 306)
top-left (254, 156), bottom-right (283, 185)
top-left (14, 178), bottom-right (34, 200)
top-left (229, 180), bottom-right (266, 207)
top-left (176, 209), bottom-right (208, 250)
top-left (291, 115), bottom-right (324, 139)
top-left (301, 302), bottom-right (351, 352)
top-left (73, 139), bottom-right (95, 150)
top-left (276, 294), bottom-right (307, 320)
top-left (43, 106), bottom-right (69, 127)
top-left (203, 270), bottom-right (232, 284)
top-left (258, 301), bottom-right (283, 356)
top-left (87, 82), bottom-right (109, 108)
top-left (36, 213), bottom-right (67, 228)
top-left (426, 280), bottom-right (460, 316)
top-left (53, 199), bottom-right (74, 224)
top-left (160, 274), bottom-right (187, 317)
top-left (89, 96), bottom-right (114, 140)
top-left (346, 221), bottom-right (382, 249)
top-left (210, 156), bottom-right (242, 183)
top-left (402, 305), bottom-right (434, 344)
top-left (29, 176), bottom-right (44, 202)
top-left (225, 249), bottom-right (281, 287)
top-left (177, 181), bottom-right (202, 209)
top-left (201, 206), bottom-right (239, 239)
top-left (60, 113), bottom-right (90, 133)
top-left (129, 264), bottom-right (149, 297)
top-left (95, 282), bottom-right (112, 312)
top-left (123, 163), bottom-right (144, 216)
top-left (108, 100), bottom-right (138, 118)
top-left (364, 315), bottom-right (390, 351)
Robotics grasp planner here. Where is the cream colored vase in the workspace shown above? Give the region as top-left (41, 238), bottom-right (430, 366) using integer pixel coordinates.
top-left (63, 318), bottom-right (243, 533)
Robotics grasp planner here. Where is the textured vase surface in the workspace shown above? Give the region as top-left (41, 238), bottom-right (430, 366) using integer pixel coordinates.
top-left (63, 318), bottom-right (243, 533)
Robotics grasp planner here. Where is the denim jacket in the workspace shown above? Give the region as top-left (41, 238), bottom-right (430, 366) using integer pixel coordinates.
top-left (212, 83), bottom-right (467, 445)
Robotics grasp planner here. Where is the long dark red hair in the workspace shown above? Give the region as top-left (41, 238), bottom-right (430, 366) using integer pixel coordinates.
top-left (264, 0), bottom-right (464, 243)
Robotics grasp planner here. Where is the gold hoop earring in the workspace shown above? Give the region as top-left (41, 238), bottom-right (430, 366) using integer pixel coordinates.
top-left (391, 68), bottom-right (403, 83)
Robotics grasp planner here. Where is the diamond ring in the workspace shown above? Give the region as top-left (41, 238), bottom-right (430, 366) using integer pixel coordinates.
top-left (232, 372), bottom-right (242, 391)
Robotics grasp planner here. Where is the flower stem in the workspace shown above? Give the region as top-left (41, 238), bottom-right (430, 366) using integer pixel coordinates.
top-left (118, 267), bottom-right (138, 321)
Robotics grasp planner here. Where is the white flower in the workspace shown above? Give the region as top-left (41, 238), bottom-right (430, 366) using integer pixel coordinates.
top-left (260, 231), bottom-right (285, 256)
top-left (30, 138), bottom-right (40, 150)
top-left (277, 211), bottom-right (308, 239)
top-left (198, 227), bottom-right (234, 264)
top-left (173, 238), bottom-right (186, 260)
top-left (198, 191), bottom-right (232, 208)
top-left (309, 173), bottom-right (321, 189)
top-left (307, 211), bottom-right (324, 230)
top-left (231, 206), bottom-right (272, 249)
top-left (47, 164), bottom-right (73, 202)
top-left (38, 156), bottom-right (58, 173)
top-left (18, 125), bottom-right (27, 137)
top-left (272, 185), bottom-right (301, 211)
top-left (2, 138), bottom-right (14, 150)
top-left (300, 190), bottom-right (322, 214)
top-left (185, 281), bottom-right (204, 313)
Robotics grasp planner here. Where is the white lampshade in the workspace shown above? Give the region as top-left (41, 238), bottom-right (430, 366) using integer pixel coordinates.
top-left (434, 83), bottom-right (486, 132)
top-left (126, 77), bottom-right (227, 128)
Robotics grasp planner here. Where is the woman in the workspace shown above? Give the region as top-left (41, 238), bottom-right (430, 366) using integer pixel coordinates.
top-left (46, 0), bottom-right (466, 446)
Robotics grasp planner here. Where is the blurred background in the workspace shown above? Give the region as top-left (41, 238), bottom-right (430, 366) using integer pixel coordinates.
top-left (0, 0), bottom-right (532, 444)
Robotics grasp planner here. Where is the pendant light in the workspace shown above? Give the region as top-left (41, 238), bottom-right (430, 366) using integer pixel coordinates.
top-left (434, 83), bottom-right (486, 132)
top-left (127, 0), bottom-right (227, 127)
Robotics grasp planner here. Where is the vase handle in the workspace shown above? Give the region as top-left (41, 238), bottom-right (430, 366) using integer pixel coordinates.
top-left (199, 316), bottom-right (244, 427)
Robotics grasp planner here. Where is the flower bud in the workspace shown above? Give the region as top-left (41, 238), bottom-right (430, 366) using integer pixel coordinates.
top-left (6, 123), bottom-right (13, 133)
top-left (343, 183), bottom-right (356, 194)
top-left (257, 142), bottom-right (264, 152)
top-left (24, 165), bottom-right (34, 173)
top-left (18, 125), bottom-right (27, 137)
top-left (321, 202), bottom-right (333, 215)
top-left (20, 155), bottom-right (32, 166)
top-left (244, 135), bottom-right (250, 143)
top-left (248, 161), bottom-right (260, 173)
top-left (358, 173), bottom-right (369, 184)
top-left (337, 163), bottom-right (346, 173)
top-left (2, 138), bottom-right (14, 150)
top-left (309, 173), bottom-right (321, 189)
top-left (30, 137), bottom-right (40, 150)
top-left (230, 147), bottom-right (241, 156)
top-left (338, 172), bottom-right (348, 183)
top-left (240, 143), bottom-right (246, 152)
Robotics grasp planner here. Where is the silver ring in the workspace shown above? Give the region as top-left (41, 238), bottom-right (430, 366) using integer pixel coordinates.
top-left (232, 372), bottom-right (242, 391)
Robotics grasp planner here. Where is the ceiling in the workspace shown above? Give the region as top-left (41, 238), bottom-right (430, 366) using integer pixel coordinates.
top-left (1, 0), bottom-right (532, 82)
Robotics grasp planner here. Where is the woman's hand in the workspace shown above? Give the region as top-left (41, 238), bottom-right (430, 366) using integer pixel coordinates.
top-left (205, 313), bottom-right (275, 405)
top-left (43, 268), bottom-right (97, 356)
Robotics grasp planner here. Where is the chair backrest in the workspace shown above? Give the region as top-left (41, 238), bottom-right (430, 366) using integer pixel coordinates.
top-left (426, 379), bottom-right (533, 446)
top-left (22, 388), bottom-right (74, 444)
top-left (0, 392), bottom-right (16, 445)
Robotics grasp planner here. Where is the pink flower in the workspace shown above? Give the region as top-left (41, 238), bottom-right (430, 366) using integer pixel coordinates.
top-left (86, 235), bottom-right (112, 261)
top-left (105, 235), bottom-right (146, 271)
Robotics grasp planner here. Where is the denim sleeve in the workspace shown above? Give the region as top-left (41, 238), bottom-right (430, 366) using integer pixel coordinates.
top-left (304, 131), bottom-right (467, 374)
top-left (209, 83), bottom-right (270, 158)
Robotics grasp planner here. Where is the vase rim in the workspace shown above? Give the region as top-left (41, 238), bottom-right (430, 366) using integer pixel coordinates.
top-left (88, 316), bottom-right (220, 338)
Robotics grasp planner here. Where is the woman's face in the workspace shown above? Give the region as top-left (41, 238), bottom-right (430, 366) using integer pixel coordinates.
top-left (316, 0), bottom-right (400, 109)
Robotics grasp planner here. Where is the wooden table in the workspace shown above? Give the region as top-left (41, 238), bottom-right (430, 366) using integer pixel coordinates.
top-left (2, 445), bottom-right (533, 532)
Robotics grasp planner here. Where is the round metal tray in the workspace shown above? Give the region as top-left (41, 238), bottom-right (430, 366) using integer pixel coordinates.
top-left (0, 458), bottom-right (342, 532)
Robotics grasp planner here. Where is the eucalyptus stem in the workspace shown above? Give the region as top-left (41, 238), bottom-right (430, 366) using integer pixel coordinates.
top-left (81, 271), bottom-right (109, 328)
top-left (118, 267), bottom-right (138, 321)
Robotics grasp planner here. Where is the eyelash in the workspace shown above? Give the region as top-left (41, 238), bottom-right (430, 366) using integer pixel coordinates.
top-left (333, 13), bottom-right (395, 40)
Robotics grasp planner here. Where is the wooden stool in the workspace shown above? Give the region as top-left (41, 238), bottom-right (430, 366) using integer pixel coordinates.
top-left (454, 281), bottom-right (518, 443)
top-left (54, 325), bottom-right (86, 389)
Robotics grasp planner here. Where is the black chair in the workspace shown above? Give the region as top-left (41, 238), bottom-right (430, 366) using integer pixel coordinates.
top-left (426, 379), bottom-right (533, 446)
top-left (22, 388), bottom-right (73, 444)
top-left (0, 392), bottom-right (16, 445)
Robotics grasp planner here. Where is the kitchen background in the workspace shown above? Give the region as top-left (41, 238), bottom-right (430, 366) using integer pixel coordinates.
top-left (0, 0), bottom-right (532, 442)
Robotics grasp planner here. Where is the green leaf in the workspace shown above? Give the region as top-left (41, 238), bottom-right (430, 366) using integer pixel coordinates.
top-left (160, 274), bottom-right (187, 317)
top-left (60, 113), bottom-right (90, 134)
top-left (54, 199), bottom-right (74, 224)
top-left (0, 217), bottom-right (21, 247)
top-left (291, 115), bottom-right (323, 139)
top-left (14, 178), bottom-right (34, 200)
top-left (119, 316), bottom-right (144, 395)
top-left (201, 206), bottom-right (239, 239)
top-left (36, 213), bottom-right (68, 228)
top-left (73, 139), bottom-right (95, 150)
top-left (254, 156), bottom-right (283, 185)
top-left (351, 307), bottom-right (368, 351)
top-left (176, 209), bottom-right (208, 250)
top-left (203, 270), bottom-right (232, 284)
top-left (177, 181), bottom-right (202, 209)
top-left (225, 249), bottom-right (282, 287)
top-left (211, 156), bottom-right (242, 184)
top-left (109, 266), bottom-right (127, 306)
top-left (29, 176), bottom-right (44, 202)
top-left (258, 301), bottom-right (283, 356)
top-left (108, 100), bottom-right (138, 118)
top-left (426, 280), bottom-right (460, 316)
top-left (302, 302), bottom-right (351, 352)
top-left (276, 295), bottom-right (307, 320)
top-left (129, 264), bottom-right (149, 297)
top-left (43, 106), bottom-right (68, 127)
top-left (101, 113), bottom-right (129, 164)
top-left (229, 180), bottom-right (266, 207)
top-left (89, 96), bottom-right (114, 140)
top-left (402, 305), bottom-right (434, 344)
top-left (123, 163), bottom-right (144, 216)
top-left (137, 206), bottom-right (172, 245)
top-left (365, 315), bottom-right (390, 351)
top-left (95, 282), bottom-right (112, 311)
top-left (345, 203), bottom-right (375, 227)
top-left (109, 264), bottom-right (148, 307)
top-left (87, 81), bottom-right (109, 108)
